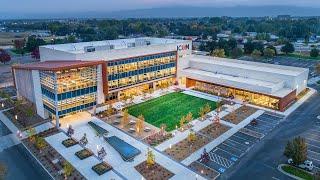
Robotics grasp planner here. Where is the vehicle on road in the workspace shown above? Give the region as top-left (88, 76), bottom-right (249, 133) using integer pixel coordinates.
top-left (287, 158), bottom-right (314, 171)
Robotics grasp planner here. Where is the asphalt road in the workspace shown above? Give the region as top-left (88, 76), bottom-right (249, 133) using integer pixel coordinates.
top-left (220, 88), bottom-right (320, 180)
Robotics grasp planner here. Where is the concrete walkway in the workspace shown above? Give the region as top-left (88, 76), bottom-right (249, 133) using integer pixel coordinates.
top-left (155, 103), bottom-right (241, 152)
top-left (52, 115), bottom-right (207, 180)
top-left (181, 110), bottom-right (264, 165)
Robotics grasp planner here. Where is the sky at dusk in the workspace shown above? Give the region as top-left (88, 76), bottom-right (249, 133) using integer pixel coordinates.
top-left (1, 0), bottom-right (320, 13)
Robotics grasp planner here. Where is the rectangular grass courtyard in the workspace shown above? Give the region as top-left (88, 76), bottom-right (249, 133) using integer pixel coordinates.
top-left (127, 92), bottom-right (217, 131)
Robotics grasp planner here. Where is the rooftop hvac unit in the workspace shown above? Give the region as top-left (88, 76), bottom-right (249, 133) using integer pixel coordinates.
top-left (84, 46), bottom-right (95, 52)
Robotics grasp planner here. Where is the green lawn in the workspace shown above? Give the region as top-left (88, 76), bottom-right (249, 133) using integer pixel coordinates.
top-left (281, 165), bottom-right (314, 180)
top-left (127, 92), bottom-right (216, 131)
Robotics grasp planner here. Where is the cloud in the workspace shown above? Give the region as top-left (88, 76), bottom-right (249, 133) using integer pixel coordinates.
top-left (0, 0), bottom-right (319, 13)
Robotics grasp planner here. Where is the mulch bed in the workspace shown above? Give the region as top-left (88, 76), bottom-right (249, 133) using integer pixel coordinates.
top-left (3, 102), bottom-right (50, 130)
top-left (222, 106), bottom-right (258, 124)
top-left (0, 99), bottom-right (14, 111)
top-left (22, 128), bottom-right (85, 180)
top-left (135, 161), bottom-right (174, 180)
top-left (164, 133), bottom-right (210, 161)
top-left (198, 123), bottom-right (230, 139)
top-left (143, 132), bottom-right (172, 146)
top-left (188, 161), bottom-right (220, 180)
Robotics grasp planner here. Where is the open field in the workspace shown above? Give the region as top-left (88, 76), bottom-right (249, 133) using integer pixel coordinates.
top-left (127, 92), bottom-right (216, 131)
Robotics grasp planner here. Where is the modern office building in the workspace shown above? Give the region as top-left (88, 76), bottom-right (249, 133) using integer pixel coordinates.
top-left (12, 37), bottom-right (308, 127)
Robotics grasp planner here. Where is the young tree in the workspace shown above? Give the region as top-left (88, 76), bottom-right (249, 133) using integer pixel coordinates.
top-left (63, 161), bottom-right (74, 178)
top-left (136, 114), bottom-right (145, 134)
top-left (185, 112), bottom-right (193, 123)
top-left (316, 63), bottom-right (320, 74)
top-left (179, 116), bottom-right (186, 130)
top-left (146, 148), bottom-right (155, 167)
top-left (199, 107), bottom-right (205, 120)
top-left (263, 48), bottom-right (276, 58)
top-left (204, 103), bottom-right (212, 114)
top-left (230, 47), bottom-right (243, 59)
top-left (13, 39), bottom-right (25, 54)
top-left (284, 137), bottom-right (307, 165)
top-left (31, 47), bottom-right (40, 59)
top-left (0, 50), bottom-right (11, 64)
top-left (281, 42), bottom-right (295, 54)
top-left (35, 136), bottom-right (46, 153)
top-left (310, 48), bottom-right (319, 58)
top-left (188, 131), bottom-right (197, 143)
top-left (244, 41), bottom-right (255, 54)
top-left (121, 109), bottom-right (129, 128)
top-left (0, 162), bottom-right (7, 179)
top-left (211, 49), bottom-right (226, 58)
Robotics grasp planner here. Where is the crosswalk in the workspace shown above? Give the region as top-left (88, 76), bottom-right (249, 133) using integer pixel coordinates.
top-left (208, 151), bottom-right (234, 168)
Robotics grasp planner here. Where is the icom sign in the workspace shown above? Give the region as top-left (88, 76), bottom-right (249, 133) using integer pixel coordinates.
top-left (177, 44), bottom-right (190, 51)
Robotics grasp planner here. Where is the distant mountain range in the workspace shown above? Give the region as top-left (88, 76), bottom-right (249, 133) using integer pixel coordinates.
top-left (1, 6), bottom-right (320, 19)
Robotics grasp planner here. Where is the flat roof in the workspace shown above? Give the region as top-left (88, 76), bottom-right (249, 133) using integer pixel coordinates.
top-left (12, 60), bottom-right (104, 71)
top-left (40, 37), bottom-right (190, 54)
top-left (183, 68), bottom-right (293, 97)
top-left (187, 55), bottom-right (308, 77)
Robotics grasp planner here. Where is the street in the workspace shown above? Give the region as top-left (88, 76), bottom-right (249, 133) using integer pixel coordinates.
top-left (220, 87), bottom-right (320, 179)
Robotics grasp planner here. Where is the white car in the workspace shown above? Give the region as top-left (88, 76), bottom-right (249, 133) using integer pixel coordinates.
top-left (287, 158), bottom-right (314, 171)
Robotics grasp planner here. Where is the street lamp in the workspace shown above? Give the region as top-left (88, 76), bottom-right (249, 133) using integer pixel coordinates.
top-left (15, 115), bottom-right (18, 120)
top-left (1, 103), bottom-right (4, 108)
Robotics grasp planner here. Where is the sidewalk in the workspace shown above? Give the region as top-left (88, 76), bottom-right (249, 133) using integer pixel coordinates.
top-left (181, 110), bottom-right (264, 165)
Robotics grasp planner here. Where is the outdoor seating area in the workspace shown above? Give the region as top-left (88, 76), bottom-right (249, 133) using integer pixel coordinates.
top-left (134, 161), bottom-right (175, 180)
top-left (164, 133), bottom-right (211, 161)
top-left (101, 113), bottom-right (158, 140)
top-left (222, 105), bottom-right (258, 124)
top-left (22, 128), bottom-right (85, 180)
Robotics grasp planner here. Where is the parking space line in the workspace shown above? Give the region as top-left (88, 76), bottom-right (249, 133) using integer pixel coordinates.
top-left (232, 134), bottom-right (257, 143)
top-left (308, 150), bottom-right (320, 156)
top-left (255, 118), bottom-right (279, 126)
top-left (216, 147), bottom-right (240, 158)
top-left (310, 129), bottom-right (320, 134)
top-left (308, 156), bottom-right (320, 163)
top-left (307, 143), bottom-right (320, 149)
top-left (306, 137), bottom-right (320, 143)
top-left (227, 138), bottom-right (251, 148)
top-left (222, 143), bottom-right (245, 154)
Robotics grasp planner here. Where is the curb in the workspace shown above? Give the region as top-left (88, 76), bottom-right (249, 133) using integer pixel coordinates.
top-left (277, 164), bottom-right (307, 180)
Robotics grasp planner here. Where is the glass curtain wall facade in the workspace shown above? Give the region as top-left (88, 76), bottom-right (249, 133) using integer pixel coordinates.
top-left (194, 81), bottom-right (280, 110)
top-left (40, 66), bottom-right (98, 117)
top-left (107, 52), bottom-right (177, 91)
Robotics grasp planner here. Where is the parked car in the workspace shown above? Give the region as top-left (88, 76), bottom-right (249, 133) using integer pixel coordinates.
top-left (287, 158), bottom-right (314, 171)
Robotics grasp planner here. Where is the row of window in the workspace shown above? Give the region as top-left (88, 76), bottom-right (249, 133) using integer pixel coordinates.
top-left (108, 63), bottom-right (176, 81)
top-left (41, 86), bottom-right (97, 101)
top-left (57, 86), bottom-right (97, 101)
top-left (44, 102), bottom-right (96, 116)
top-left (107, 52), bottom-right (176, 66)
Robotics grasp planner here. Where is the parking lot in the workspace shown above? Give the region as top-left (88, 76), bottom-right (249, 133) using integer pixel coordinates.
top-left (240, 56), bottom-right (318, 79)
top-left (302, 117), bottom-right (320, 171)
top-left (197, 112), bottom-right (283, 174)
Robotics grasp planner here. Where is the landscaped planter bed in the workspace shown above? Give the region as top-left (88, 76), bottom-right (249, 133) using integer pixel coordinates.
top-left (164, 133), bottom-right (210, 161)
top-left (135, 161), bottom-right (174, 180)
top-left (92, 162), bottom-right (112, 176)
top-left (22, 128), bottom-right (85, 180)
top-left (281, 165), bottom-right (314, 180)
top-left (222, 106), bottom-right (258, 124)
top-left (143, 132), bottom-right (172, 146)
top-left (188, 161), bottom-right (219, 180)
top-left (62, 138), bottom-right (78, 148)
top-left (198, 123), bottom-right (230, 139)
top-left (75, 149), bottom-right (94, 160)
